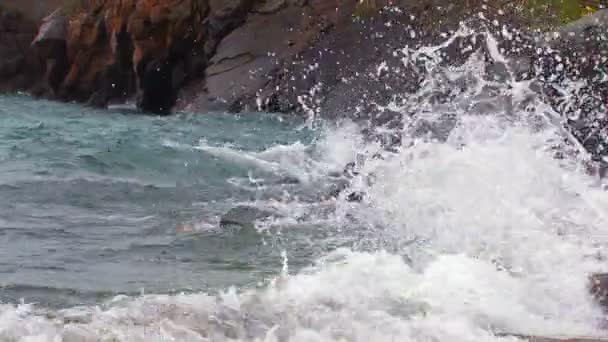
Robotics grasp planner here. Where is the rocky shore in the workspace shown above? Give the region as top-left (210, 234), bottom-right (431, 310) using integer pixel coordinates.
top-left (0, 0), bottom-right (604, 114)
top-left (0, 0), bottom-right (607, 161)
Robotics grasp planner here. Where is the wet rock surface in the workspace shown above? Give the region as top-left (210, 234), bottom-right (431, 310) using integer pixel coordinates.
top-left (0, 0), bottom-right (523, 114)
top-left (0, 0), bottom-right (606, 130)
top-left (220, 205), bottom-right (275, 229)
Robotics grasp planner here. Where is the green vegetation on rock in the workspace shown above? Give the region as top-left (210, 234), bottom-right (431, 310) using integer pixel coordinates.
top-left (354, 0), bottom-right (379, 18)
top-left (511, 0), bottom-right (604, 27)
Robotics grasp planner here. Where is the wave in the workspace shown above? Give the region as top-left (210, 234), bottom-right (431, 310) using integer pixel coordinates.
top-left (0, 250), bottom-right (604, 341)
top-left (7, 116), bottom-right (608, 340)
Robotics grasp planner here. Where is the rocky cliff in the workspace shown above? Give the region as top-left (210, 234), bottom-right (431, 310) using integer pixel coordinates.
top-left (0, 0), bottom-right (516, 113)
top-left (0, 0), bottom-right (606, 118)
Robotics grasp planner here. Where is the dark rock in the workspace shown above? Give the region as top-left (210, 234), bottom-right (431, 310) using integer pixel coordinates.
top-left (31, 9), bottom-right (69, 97)
top-left (205, 0), bottom-right (256, 57)
top-left (219, 205), bottom-right (275, 229)
top-left (252, 0), bottom-right (287, 14)
top-left (136, 58), bottom-right (175, 114)
top-left (180, 0), bottom-right (512, 119)
top-left (179, 1), bottom-right (316, 113)
top-left (534, 10), bottom-right (608, 163)
top-left (549, 10), bottom-right (608, 48)
top-left (498, 334), bottom-right (608, 342)
top-left (32, 8), bottom-right (66, 45)
top-left (346, 191), bottom-right (364, 202)
top-left (590, 273), bottom-right (608, 310)
top-left (0, 7), bottom-right (44, 93)
top-left (0, 56), bottom-right (23, 78)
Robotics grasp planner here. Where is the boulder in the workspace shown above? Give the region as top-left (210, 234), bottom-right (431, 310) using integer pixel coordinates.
top-left (219, 205), bottom-right (275, 229)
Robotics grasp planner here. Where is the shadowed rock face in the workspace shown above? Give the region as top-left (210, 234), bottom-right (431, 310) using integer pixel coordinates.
top-left (128, 0), bottom-right (212, 113)
top-left (0, 0), bottom-right (64, 20)
top-left (30, 9), bottom-right (70, 98)
top-left (0, 7), bottom-right (45, 93)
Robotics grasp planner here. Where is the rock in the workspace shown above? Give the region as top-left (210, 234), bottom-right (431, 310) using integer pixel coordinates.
top-left (1, 0), bottom-right (606, 122)
top-left (135, 57), bottom-right (175, 113)
top-left (2, 0), bottom-right (215, 112)
top-left (31, 9), bottom-right (69, 97)
top-left (252, 0), bottom-right (286, 14)
top-left (536, 10), bottom-right (608, 162)
top-left (0, 7), bottom-right (44, 93)
top-left (550, 9), bottom-right (608, 47)
top-left (1, 0), bottom-right (64, 20)
top-left (129, 0), bottom-right (210, 113)
top-left (500, 335), bottom-right (608, 342)
top-left (205, 0), bottom-right (255, 56)
top-left (59, 12), bottom-right (116, 103)
top-left (590, 273), bottom-right (608, 310)
top-left (219, 205), bottom-right (275, 229)
top-left (22, 0), bottom-right (212, 112)
top-left (32, 8), bottom-right (67, 45)
top-left (179, 0), bottom-right (514, 118)
top-left (181, 3), bottom-right (313, 112)
top-left (346, 191), bottom-right (364, 202)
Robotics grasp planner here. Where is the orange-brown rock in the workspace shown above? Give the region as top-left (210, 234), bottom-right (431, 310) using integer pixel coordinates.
top-left (50, 0), bottom-right (254, 113)
top-left (128, 0), bottom-right (209, 112)
top-left (4, 0), bottom-right (223, 112)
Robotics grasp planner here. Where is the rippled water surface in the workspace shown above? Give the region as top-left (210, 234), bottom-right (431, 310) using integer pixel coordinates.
top-left (0, 95), bottom-right (320, 307)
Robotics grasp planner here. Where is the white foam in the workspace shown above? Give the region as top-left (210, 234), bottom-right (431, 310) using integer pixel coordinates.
top-left (0, 250), bottom-right (604, 341)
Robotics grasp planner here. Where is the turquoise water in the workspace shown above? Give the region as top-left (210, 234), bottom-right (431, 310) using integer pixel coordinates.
top-left (0, 94), bottom-right (332, 308)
